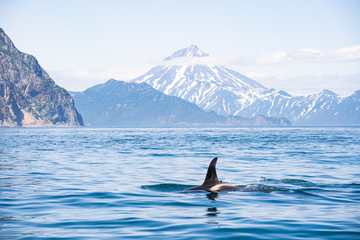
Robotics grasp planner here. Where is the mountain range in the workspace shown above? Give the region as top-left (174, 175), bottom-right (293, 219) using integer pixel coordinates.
top-left (133, 45), bottom-right (360, 126)
top-left (72, 79), bottom-right (290, 127)
top-left (1, 28), bottom-right (358, 127)
top-left (0, 28), bottom-right (83, 127)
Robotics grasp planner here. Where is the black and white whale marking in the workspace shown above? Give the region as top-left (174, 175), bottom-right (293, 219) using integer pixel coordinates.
top-left (188, 157), bottom-right (240, 193)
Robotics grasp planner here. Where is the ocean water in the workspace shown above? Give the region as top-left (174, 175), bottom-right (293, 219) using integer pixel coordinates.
top-left (1, 127), bottom-right (360, 240)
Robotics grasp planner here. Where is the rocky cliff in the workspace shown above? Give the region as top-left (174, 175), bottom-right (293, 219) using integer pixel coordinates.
top-left (0, 28), bottom-right (83, 127)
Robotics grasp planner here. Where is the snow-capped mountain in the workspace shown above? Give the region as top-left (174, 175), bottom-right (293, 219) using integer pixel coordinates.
top-left (132, 45), bottom-right (267, 116)
top-left (239, 89), bottom-right (340, 123)
top-left (132, 45), bottom-right (360, 125)
top-left (241, 89), bottom-right (360, 125)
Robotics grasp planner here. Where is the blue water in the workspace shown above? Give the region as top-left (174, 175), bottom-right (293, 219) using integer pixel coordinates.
top-left (1, 127), bottom-right (360, 239)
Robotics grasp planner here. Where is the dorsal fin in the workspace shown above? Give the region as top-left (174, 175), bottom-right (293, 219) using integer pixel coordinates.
top-left (202, 157), bottom-right (221, 185)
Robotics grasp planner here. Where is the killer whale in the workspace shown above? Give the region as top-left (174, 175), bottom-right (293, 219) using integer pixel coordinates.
top-left (188, 157), bottom-right (240, 193)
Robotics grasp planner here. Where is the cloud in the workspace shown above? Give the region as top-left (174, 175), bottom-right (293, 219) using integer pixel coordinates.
top-left (242, 72), bottom-right (266, 79)
top-left (328, 45), bottom-right (360, 61)
top-left (158, 45), bottom-right (360, 66)
top-left (248, 72), bottom-right (360, 97)
top-left (253, 45), bottom-right (360, 65)
top-left (255, 51), bottom-right (289, 65)
top-left (288, 48), bottom-right (324, 61)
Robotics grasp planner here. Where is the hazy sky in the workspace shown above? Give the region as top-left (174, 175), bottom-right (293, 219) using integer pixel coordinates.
top-left (1, 0), bottom-right (359, 96)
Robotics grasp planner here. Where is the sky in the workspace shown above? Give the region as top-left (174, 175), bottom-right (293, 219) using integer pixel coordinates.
top-left (0, 0), bottom-right (359, 96)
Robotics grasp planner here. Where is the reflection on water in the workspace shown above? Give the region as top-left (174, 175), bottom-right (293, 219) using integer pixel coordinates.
top-left (206, 207), bottom-right (219, 217)
top-left (205, 207), bottom-right (220, 224)
top-left (205, 193), bottom-right (220, 224)
top-left (206, 192), bottom-right (218, 200)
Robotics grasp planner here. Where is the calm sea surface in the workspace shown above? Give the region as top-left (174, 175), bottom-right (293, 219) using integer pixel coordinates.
top-left (1, 127), bottom-right (360, 239)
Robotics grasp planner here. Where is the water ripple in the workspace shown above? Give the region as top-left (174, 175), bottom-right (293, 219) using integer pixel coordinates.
top-left (1, 127), bottom-right (360, 239)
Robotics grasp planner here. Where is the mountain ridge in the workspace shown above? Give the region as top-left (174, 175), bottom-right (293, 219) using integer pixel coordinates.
top-left (133, 45), bottom-right (360, 126)
top-left (72, 79), bottom-right (290, 127)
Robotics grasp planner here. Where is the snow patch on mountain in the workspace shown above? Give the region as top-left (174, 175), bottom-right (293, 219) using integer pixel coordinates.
top-left (164, 44), bottom-right (209, 60)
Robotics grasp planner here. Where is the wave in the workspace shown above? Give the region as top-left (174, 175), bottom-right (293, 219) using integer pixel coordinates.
top-left (141, 179), bottom-right (360, 199)
top-left (141, 183), bottom-right (285, 193)
top-left (258, 177), bottom-right (316, 186)
top-left (141, 183), bottom-right (194, 192)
